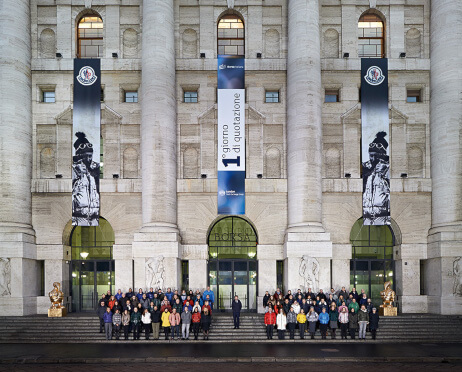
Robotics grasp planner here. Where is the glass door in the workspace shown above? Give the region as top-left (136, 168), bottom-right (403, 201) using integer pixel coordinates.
top-left (233, 261), bottom-right (248, 310)
top-left (71, 260), bottom-right (114, 312)
top-left (80, 261), bottom-right (95, 311)
top-left (211, 260), bottom-right (258, 312)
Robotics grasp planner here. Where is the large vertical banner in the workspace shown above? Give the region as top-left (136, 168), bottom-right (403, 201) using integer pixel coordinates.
top-left (217, 56), bottom-right (245, 215)
top-left (361, 58), bottom-right (390, 225)
top-left (72, 59), bottom-right (101, 226)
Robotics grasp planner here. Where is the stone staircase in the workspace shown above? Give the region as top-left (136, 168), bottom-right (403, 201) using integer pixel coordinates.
top-left (0, 313), bottom-right (461, 343)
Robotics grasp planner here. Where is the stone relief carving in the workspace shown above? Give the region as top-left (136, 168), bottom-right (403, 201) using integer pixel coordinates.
top-left (0, 258), bottom-right (11, 297)
top-left (146, 256), bottom-right (165, 291)
top-left (453, 257), bottom-right (462, 297)
top-left (299, 256), bottom-right (320, 293)
top-left (227, 0), bottom-right (235, 9)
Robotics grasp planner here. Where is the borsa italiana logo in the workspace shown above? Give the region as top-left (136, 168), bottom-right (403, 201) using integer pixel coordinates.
top-left (364, 66), bottom-right (385, 86)
top-left (77, 66), bottom-right (98, 86)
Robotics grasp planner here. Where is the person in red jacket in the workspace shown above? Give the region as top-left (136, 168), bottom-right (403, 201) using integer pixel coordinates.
top-left (191, 308), bottom-right (201, 340)
top-left (264, 307), bottom-right (277, 340)
top-left (202, 300), bottom-right (212, 315)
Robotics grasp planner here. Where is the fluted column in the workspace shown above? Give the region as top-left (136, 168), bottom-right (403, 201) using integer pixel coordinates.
top-left (131, 1), bottom-right (180, 291)
top-left (284, 0), bottom-right (331, 292)
top-left (287, 0), bottom-right (323, 231)
top-left (140, 0), bottom-right (177, 232)
top-left (427, 0), bottom-right (462, 314)
top-left (0, 0), bottom-right (37, 315)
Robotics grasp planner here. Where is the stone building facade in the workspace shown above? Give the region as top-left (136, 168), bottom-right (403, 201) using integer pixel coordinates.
top-left (0, 0), bottom-right (461, 315)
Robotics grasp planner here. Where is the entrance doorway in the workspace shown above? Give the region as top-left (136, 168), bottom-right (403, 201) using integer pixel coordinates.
top-left (350, 218), bottom-right (396, 305)
top-left (207, 217), bottom-right (258, 312)
top-left (70, 218), bottom-right (115, 312)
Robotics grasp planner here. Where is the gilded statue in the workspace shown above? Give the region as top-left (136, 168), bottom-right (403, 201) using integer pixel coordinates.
top-left (380, 281), bottom-right (396, 307)
top-left (49, 282), bottom-right (65, 309)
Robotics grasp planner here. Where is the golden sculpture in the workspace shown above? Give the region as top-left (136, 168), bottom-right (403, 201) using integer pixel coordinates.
top-left (379, 281), bottom-right (397, 316)
top-left (48, 282), bottom-right (67, 317)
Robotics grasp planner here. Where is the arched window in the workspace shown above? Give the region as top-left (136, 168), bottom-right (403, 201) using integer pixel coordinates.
top-left (358, 13), bottom-right (384, 58)
top-left (77, 15), bottom-right (103, 58)
top-left (350, 217), bottom-right (396, 306)
top-left (217, 15), bottom-right (244, 56)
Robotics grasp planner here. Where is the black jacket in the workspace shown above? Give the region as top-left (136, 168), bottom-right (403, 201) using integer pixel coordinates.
top-left (96, 305), bottom-right (107, 319)
top-left (232, 300), bottom-right (242, 313)
top-left (263, 294), bottom-right (270, 308)
top-left (150, 308), bottom-right (161, 323)
top-left (369, 312), bottom-right (379, 330)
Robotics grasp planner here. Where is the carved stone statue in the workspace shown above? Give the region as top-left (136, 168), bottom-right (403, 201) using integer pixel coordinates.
top-left (146, 256), bottom-right (165, 290)
top-left (49, 282), bottom-right (65, 309)
top-left (454, 257), bottom-right (462, 296)
top-left (299, 255), bottom-right (320, 293)
top-left (0, 258), bottom-right (11, 297)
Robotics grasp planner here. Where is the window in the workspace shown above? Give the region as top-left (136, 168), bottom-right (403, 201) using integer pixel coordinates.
top-left (407, 89), bottom-right (421, 103)
top-left (181, 260), bottom-right (189, 291)
top-left (218, 15), bottom-right (244, 56)
top-left (358, 13), bottom-right (384, 58)
top-left (184, 91), bottom-right (198, 103)
top-left (78, 15), bottom-right (103, 58)
top-left (325, 89), bottom-right (339, 103)
top-left (43, 91), bottom-right (55, 103)
top-left (124, 91), bottom-right (138, 103)
top-left (265, 91), bottom-right (279, 103)
top-left (100, 87), bottom-right (104, 102)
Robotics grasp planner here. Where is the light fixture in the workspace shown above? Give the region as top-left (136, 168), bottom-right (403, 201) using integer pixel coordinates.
top-left (201, 174), bottom-right (207, 179)
top-left (345, 173), bottom-right (351, 178)
top-left (343, 52), bottom-right (350, 58)
top-left (113, 174), bottom-right (119, 179)
top-left (56, 53), bottom-right (62, 58)
top-left (401, 173), bottom-right (408, 178)
top-left (200, 52), bottom-right (206, 58)
top-left (55, 174), bottom-right (63, 179)
top-left (112, 52), bottom-right (118, 58)
top-left (256, 53), bottom-right (262, 58)
top-left (257, 174), bottom-right (263, 179)
top-left (80, 252), bottom-right (89, 259)
top-left (399, 52), bottom-right (406, 58)
top-left (72, 273), bottom-right (77, 278)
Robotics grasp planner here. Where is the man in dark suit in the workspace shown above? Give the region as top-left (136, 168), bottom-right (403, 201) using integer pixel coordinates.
top-left (231, 295), bottom-right (243, 329)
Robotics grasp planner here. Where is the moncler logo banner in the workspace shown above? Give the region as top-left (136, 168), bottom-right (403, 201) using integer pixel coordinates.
top-left (361, 58), bottom-right (390, 226)
top-left (72, 59), bottom-right (101, 226)
top-left (217, 56), bottom-right (245, 215)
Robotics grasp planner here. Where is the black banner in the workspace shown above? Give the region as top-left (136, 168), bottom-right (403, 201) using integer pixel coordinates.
top-left (361, 58), bottom-right (390, 225)
top-left (72, 59), bottom-right (101, 226)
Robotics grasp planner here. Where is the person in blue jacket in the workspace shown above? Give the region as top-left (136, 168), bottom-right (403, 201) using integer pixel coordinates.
top-left (318, 307), bottom-right (330, 339)
top-left (103, 307), bottom-right (113, 340)
top-left (164, 288), bottom-right (174, 304)
top-left (202, 286), bottom-right (215, 308)
top-left (147, 287), bottom-right (155, 300)
top-left (136, 288), bottom-right (144, 301)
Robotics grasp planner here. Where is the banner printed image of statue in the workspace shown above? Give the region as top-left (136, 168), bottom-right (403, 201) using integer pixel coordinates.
top-left (72, 132), bottom-right (100, 226)
top-left (362, 131), bottom-right (390, 225)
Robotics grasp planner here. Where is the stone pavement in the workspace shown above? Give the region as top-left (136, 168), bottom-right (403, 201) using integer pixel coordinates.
top-left (1, 363), bottom-right (462, 372)
top-left (0, 342), bottom-right (461, 365)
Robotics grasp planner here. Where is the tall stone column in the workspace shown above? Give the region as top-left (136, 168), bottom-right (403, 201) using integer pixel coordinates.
top-left (132, 0), bottom-right (180, 291)
top-left (427, 0), bottom-right (462, 314)
top-left (0, 0), bottom-right (37, 315)
top-left (284, 0), bottom-right (332, 293)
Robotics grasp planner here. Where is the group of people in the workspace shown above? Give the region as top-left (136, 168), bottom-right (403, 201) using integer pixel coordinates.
top-left (96, 287), bottom-right (218, 341)
top-left (262, 287), bottom-right (380, 340)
